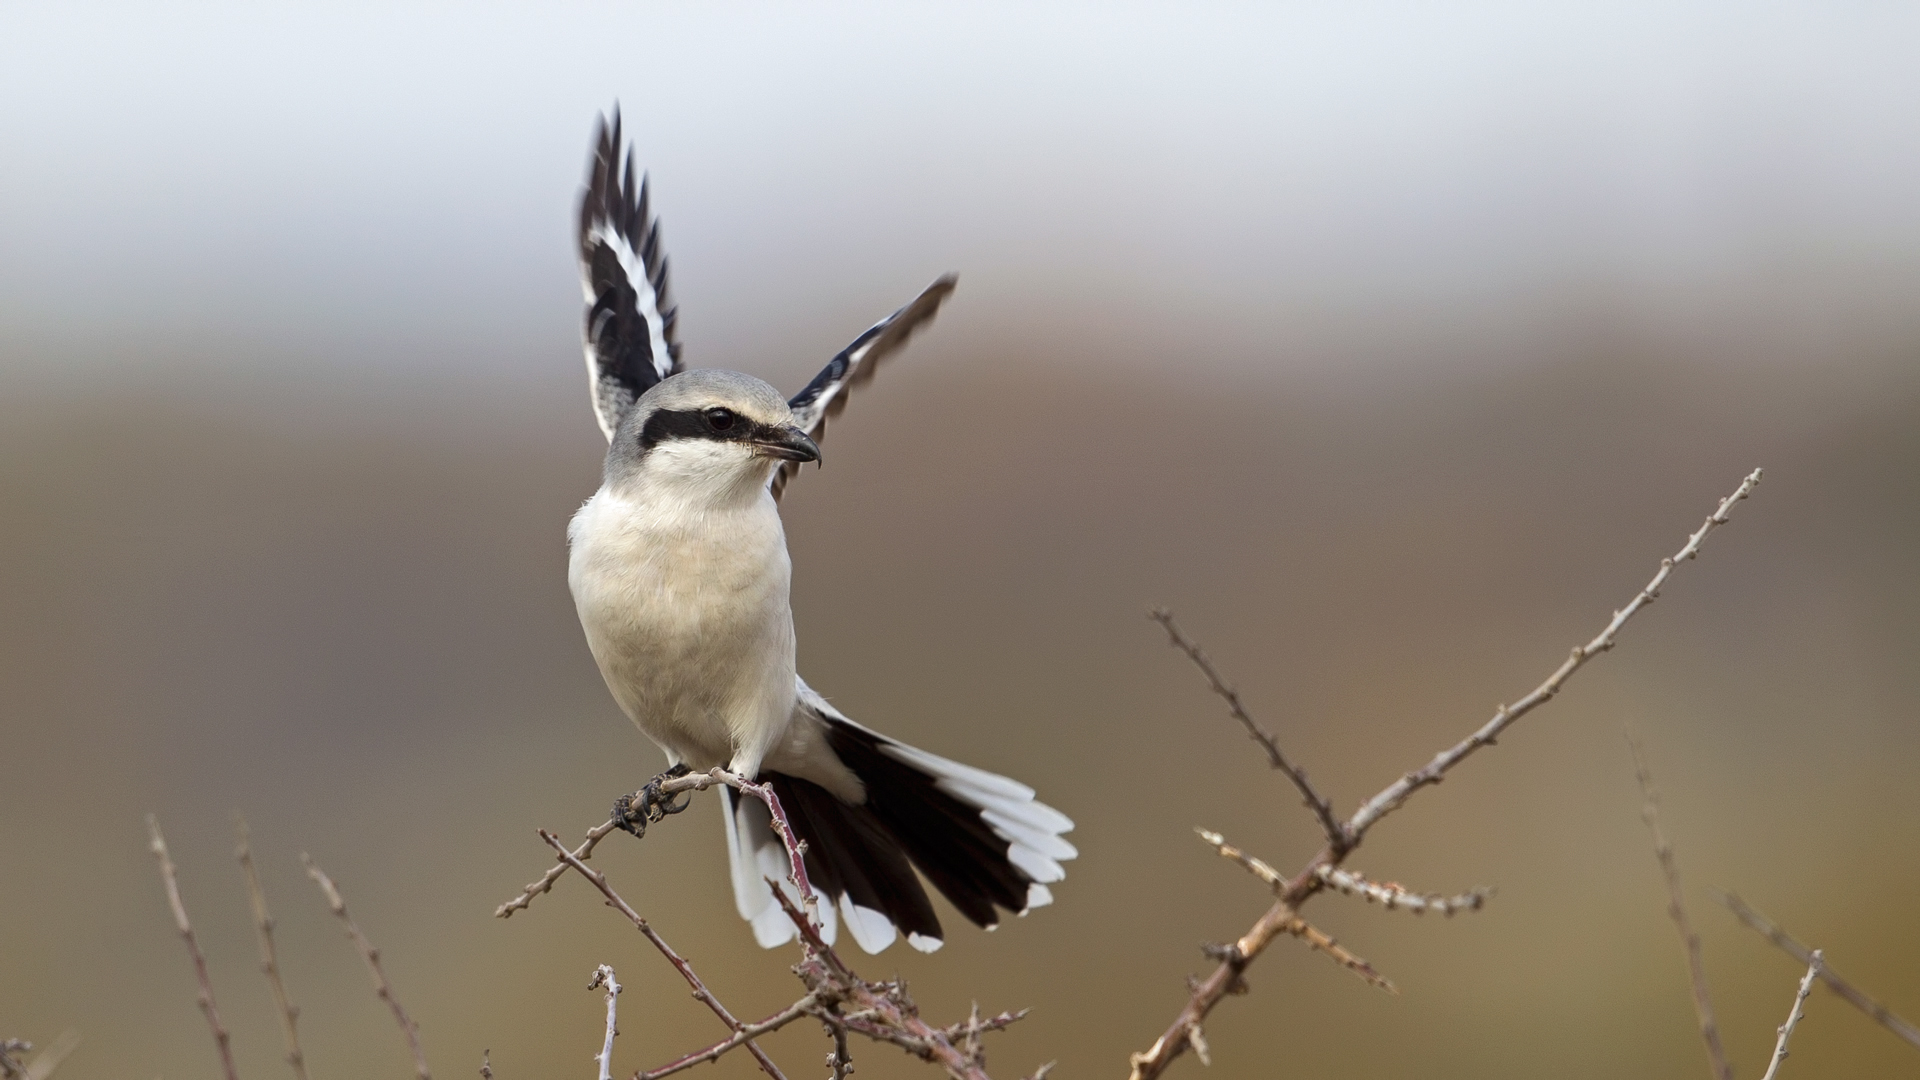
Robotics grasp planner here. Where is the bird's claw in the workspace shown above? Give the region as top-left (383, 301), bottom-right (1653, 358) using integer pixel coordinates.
top-left (612, 764), bottom-right (695, 837)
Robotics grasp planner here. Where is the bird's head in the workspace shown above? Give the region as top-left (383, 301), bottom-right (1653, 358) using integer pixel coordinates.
top-left (606, 369), bottom-right (820, 501)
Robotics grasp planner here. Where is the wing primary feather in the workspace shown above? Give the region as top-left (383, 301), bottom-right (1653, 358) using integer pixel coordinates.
top-left (773, 274), bottom-right (957, 499)
top-left (578, 106), bottom-right (683, 441)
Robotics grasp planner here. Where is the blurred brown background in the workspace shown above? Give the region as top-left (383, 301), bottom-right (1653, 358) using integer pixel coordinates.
top-left (4, 5), bottom-right (1919, 1079)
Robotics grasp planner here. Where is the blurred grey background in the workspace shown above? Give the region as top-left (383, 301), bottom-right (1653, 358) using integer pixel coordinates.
top-left (3, 3), bottom-right (1918, 1078)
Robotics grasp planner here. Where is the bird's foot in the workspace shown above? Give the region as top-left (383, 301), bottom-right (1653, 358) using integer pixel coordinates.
top-left (612, 763), bottom-right (695, 838)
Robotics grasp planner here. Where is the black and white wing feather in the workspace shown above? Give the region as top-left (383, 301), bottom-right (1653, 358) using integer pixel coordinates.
top-left (579, 110), bottom-right (683, 441)
top-left (772, 275), bottom-right (957, 500)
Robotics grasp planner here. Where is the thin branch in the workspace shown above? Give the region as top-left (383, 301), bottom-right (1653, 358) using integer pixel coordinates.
top-left (147, 815), bottom-right (241, 1080)
top-left (537, 830), bottom-right (789, 1080)
top-left (1128, 468), bottom-right (1764, 1080)
top-left (824, 1010), bottom-right (853, 1080)
top-left (480, 1051), bottom-right (493, 1080)
top-left (1346, 468), bottom-right (1763, 840)
top-left (1759, 952), bottom-right (1822, 1080)
top-left (235, 816), bottom-right (310, 1080)
top-left (1150, 609), bottom-right (1345, 850)
top-left (1714, 890), bottom-right (1920, 1052)
top-left (1195, 829), bottom-right (1284, 889)
top-left (1630, 736), bottom-right (1731, 1080)
top-left (499, 768), bottom-right (820, 930)
top-left (303, 854), bottom-right (432, 1080)
top-left (589, 966), bottom-right (623, 1080)
top-left (1314, 866), bottom-right (1491, 916)
top-left (633, 997), bottom-right (820, 1080)
top-left (766, 885), bottom-right (997, 1080)
top-left (1275, 918), bottom-right (1395, 993)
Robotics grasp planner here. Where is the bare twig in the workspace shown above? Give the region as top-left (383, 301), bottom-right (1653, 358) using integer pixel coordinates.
top-left (1314, 866), bottom-right (1491, 916)
top-left (634, 996), bottom-right (821, 1080)
top-left (1150, 609), bottom-right (1345, 849)
top-left (1759, 952), bottom-right (1822, 1080)
top-left (236, 816), bottom-right (309, 1080)
top-left (589, 966), bottom-right (622, 1080)
top-left (480, 1051), bottom-right (493, 1079)
top-left (147, 815), bottom-right (241, 1080)
top-left (499, 768), bottom-right (820, 929)
top-left (766, 885), bottom-right (998, 1080)
top-left (1128, 469), bottom-right (1764, 1080)
top-left (537, 830), bottom-right (789, 1080)
top-left (1195, 828), bottom-right (1285, 889)
top-left (303, 853), bottom-right (431, 1080)
top-left (1347, 469), bottom-right (1762, 839)
top-left (1631, 735), bottom-right (1732, 1080)
top-left (1714, 890), bottom-right (1920, 1052)
top-left (0, 1040), bottom-right (29, 1080)
top-left (825, 1012), bottom-right (853, 1080)
top-left (1280, 918), bottom-right (1395, 993)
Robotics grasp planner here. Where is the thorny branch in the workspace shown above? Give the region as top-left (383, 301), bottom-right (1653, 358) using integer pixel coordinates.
top-left (533, 796), bottom-right (1039, 1080)
top-left (536, 830), bottom-right (790, 1080)
top-left (237, 815), bottom-right (311, 1080)
top-left (1128, 468), bottom-right (1763, 1080)
top-left (1759, 952), bottom-right (1822, 1080)
top-left (147, 815), bottom-right (241, 1080)
top-left (1151, 609), bottom-right (1345, 850)
top-left (1714, 890), bottom-right (1920, 1053)
top-left (499, 768), bottom-right (818, 928)
top-left (1631, 735), bottom-right (1733, 1080)
top-left (1195, 831), bottom-right (1395, 992)
top-left (304, 853), bottom-right (433, 1080)
top-left (1313, 866), bottom-right (1491, 917)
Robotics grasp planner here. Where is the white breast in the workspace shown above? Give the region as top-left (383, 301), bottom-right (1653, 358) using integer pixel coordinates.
top-left (567, 481), bottom-right (798, 773)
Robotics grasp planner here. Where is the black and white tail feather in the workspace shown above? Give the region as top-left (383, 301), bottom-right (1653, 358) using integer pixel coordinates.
top-left (578, 110), bottom-right (1069, 954)
top-left (724, 682), bottom-right (1075, 954)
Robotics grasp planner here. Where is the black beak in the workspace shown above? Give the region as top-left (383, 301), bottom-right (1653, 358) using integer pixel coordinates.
top-left (752, 424), bottom-right (821, 463)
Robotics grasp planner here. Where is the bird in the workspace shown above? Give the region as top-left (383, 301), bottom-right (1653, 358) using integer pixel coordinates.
top-left (564, 111), bottom-right (1075, 955)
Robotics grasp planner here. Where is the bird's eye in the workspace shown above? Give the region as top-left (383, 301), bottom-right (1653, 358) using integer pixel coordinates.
top-left (704, 408), bottom-right (738, 431)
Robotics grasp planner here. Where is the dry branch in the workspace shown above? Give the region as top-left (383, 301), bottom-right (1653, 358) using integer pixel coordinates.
top-left (1151, 610), bottom-right (1344, 849)
top-left (1313, 866), bottom-right (1491, 916)
top-left (1714, 890), bottom-right (1920, 1052)
top-left (303, 853), bottom-right (431, 1080)
top-left (588, 965), bottom-right (622, 1080)
top-left (1631, 734), bottom-right (1732, 1080)
top-left (146, 815), bottom-right (241, 1080)
top-left (536, 830), bottom-right (790, 1080)
top-left (1127, 468), bottom-right (1763, 1080)
top-left (500, 768), bottom-right (819, 928)
top-left (1759, 952), bottom-right (1821, 1080)
top-left (236, 816), bottom-right (309, 1080)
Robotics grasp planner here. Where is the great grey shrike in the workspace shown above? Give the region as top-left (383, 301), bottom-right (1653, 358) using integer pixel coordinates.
top-left (564, 111), bottom-right (1075, 954)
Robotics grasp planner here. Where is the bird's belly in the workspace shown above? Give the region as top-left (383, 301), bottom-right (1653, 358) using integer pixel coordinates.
top-left (568, 493), bottom-right (797, 770)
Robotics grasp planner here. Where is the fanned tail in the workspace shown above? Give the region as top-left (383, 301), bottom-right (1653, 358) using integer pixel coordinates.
top-left (721, 685), bottom-right (1075, 954)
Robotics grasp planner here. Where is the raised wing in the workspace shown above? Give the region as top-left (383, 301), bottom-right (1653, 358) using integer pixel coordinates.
top-left (578, 109), bottom-right (683, 441)
top-left (773, 275), bottom-right (957, 500)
